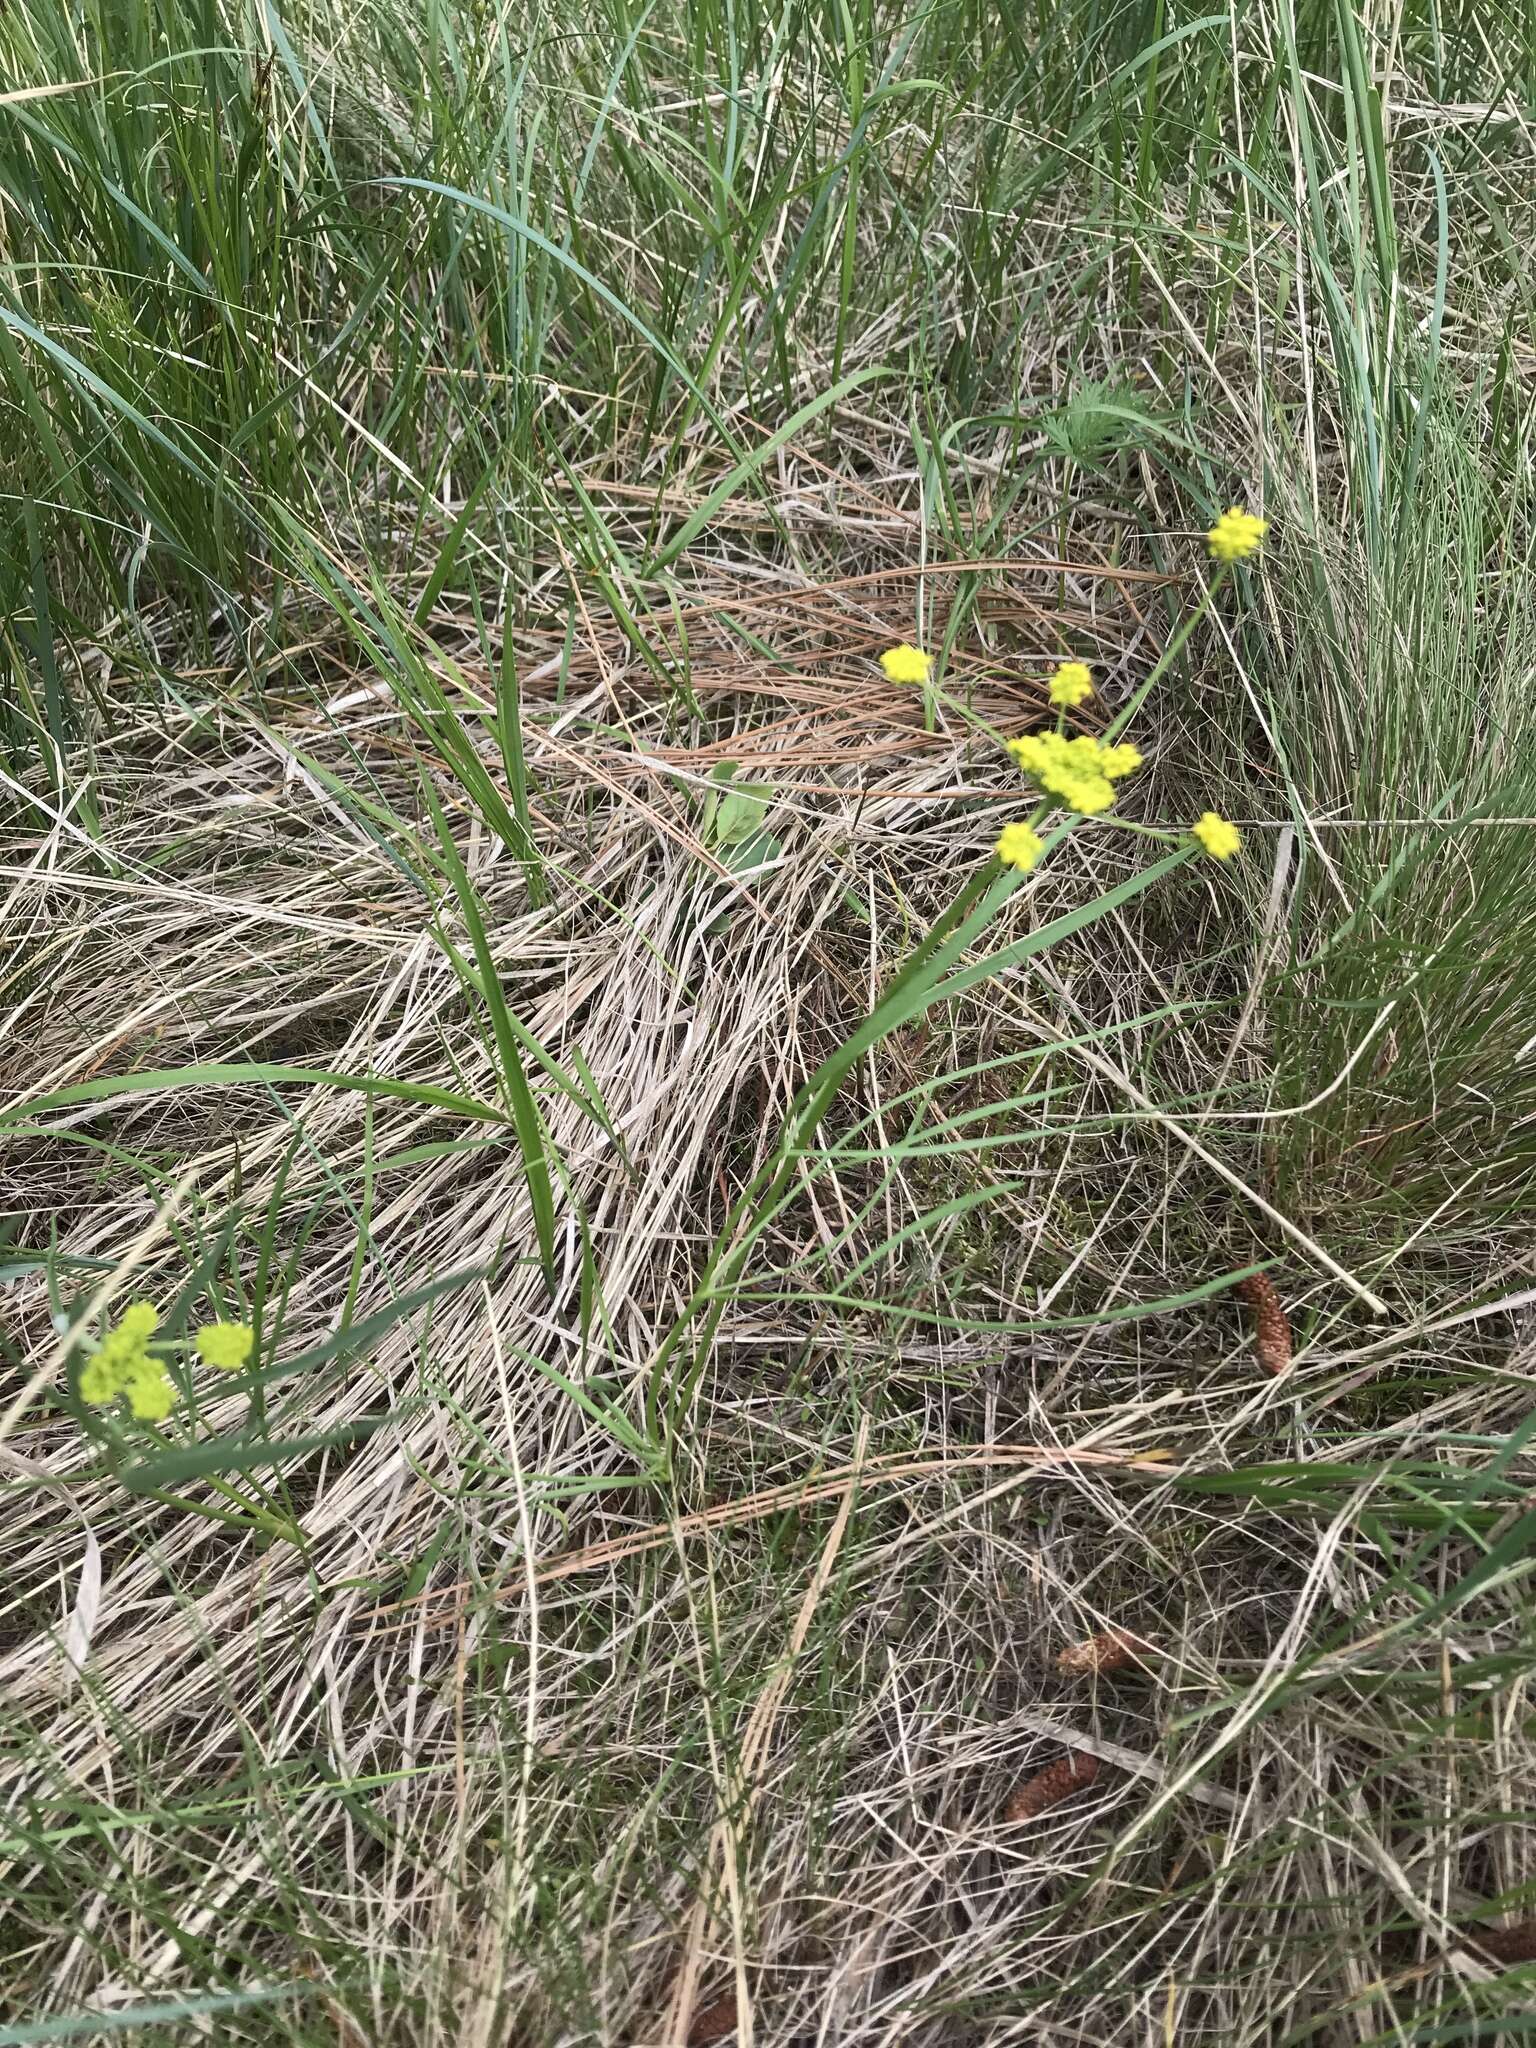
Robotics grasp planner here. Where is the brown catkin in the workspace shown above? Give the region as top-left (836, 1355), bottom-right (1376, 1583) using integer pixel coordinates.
top-left (1056, 1628), bottom-right (1146, 1679)
top-left (1237, 1272), bottom-right (1292, 1375)
top-left (688, 1993), bottom-right (741, 2045)
top-left (1465, 1920), bottom-right (1536, 1965)
top-left (1003, 1750), bottom-right (1099, 1823)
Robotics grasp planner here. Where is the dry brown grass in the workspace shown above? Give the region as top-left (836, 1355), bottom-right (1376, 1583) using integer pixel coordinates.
top-left (4, 501), bottom-right (1535, 2045)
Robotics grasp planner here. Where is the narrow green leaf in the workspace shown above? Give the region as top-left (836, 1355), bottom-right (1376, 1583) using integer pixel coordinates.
top-left (420, 778), bottom-right (559, 1288)
top-left (0, 1985), bottom-right (308, 2045)
top-left (124, 1412), bottom-right (400, 1490)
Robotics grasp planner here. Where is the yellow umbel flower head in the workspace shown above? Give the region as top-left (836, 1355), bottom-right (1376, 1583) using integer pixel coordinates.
top-left (1007, 729), bottom-right (1141, 816)
top-left (124, 1360), bottom-right (177, 1422)
top-left (1207, 506), bottom-right (1268, 563)
top-left (196, 1322), bottom-right (254, 1372)
top-left (1056, 773), bottom-right (1115, 814)
top-left (1048, 661), bottom-right (1093, 708)
top-left (78, 1300), bottom-right (177, 1421)
top-left (78, 1353), bottom-right (121, 1405)
top-left (1192, 810), bottom-right (1242, 860)
top-left (1096, 742), bottom-right (1142, 779)
top-left (995, 822), bottom-right (1044, 871)
top-left (79, 1300), bottom-right (160, 1408)
top-left (879, 643), bottom-right (933, 684)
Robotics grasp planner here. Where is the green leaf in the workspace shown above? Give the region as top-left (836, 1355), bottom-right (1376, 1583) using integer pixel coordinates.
top-left (0, 1985), bottom-right (308, 2044)
top-left (714, 783), bottom-right (774, 847)
top-left (420, 778), bottom-right (560, 1290)
top-left (124, 1412), bottom-right (401, 1491)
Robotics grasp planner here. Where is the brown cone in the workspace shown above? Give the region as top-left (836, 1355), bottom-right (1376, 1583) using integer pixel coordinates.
top-left (1003, 1749), bottom-right (1100, 1823)
top-left (688, 1992), bottom-right (741, 2045)
top-left (1237, 1272), bottom-right (1292, 1375)
top-left (1056, 1628), bottom-right (1147, 1678)
top-left (1465, 1919), bottom-right (1536, 1965)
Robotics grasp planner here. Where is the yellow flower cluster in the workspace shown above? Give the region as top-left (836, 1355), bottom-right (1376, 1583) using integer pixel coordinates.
top-left (79, 1301), bottom-right (178, 1421)
top-left (1007, 730), bottom-right (1142, 815)
top-left (995, 822), bottom-right (1043, 871)
top-left (1207, 506), bottom-right (1267, 563)
top-left (1192, 810), bottom-right (1242, 860)
top-left (1048, 661), bottom-right (1094, 708)
top-left (196, 1322), bottom-right (254, 1371)
top-left (879, 643), bottom-right (933, 684)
